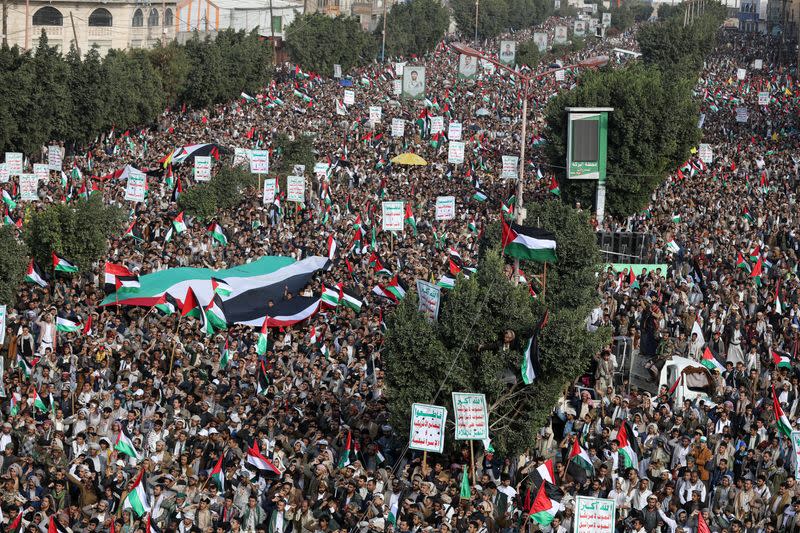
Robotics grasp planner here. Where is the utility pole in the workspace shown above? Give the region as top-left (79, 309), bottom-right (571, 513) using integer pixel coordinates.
top-left (2, 0), bottom-right (7, 46)
top-left (24, 0), bottom-right (29, 49)
top-left (269, 0), bottom-right (276, 64)
top-left (162, 0), bottom-right (166, 41)
top-left (474, 0), bottom-right (479, 42)
top-left (69, 11), bottom-right (80, 55)
top-left (381, 0), bottom-right (388, 62)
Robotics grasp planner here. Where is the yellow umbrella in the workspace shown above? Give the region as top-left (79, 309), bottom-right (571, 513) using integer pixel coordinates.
top-left (390, 153), bottom-right (428, 166)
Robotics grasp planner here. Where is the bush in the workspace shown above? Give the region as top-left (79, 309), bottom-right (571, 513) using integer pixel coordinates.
top-left (178, 164), bottom-right (258, 219)
top-left (0, 226), bottom-right (29, 307)
top-left (378, 0), bottom-right (449, 58)
top-left (384, 201), bottom-right (608, 455)
top-left (24, 195), bottom-right (126, 272)
top-left (285, 14), bottom-right (377, 74)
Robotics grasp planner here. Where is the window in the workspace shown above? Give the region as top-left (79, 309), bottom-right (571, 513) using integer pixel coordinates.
top-left (148, 8), bottom-right (159, 27)
top-left (32, 6), bottom-right (63, 26)
top-left (271, 15), bottom-right (282, 34)
top-left (164, 8), bottom-right (173, 27)
top-left (132, 9), bottom-right (143, 27)
top-left (88, 8), bottom-right (113, 27)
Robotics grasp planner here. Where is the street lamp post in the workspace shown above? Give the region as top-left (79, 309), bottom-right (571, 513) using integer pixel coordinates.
top-left (474, 0), bottom-right (479, 43)
top-left (449, 43), bottom-right (608, 283)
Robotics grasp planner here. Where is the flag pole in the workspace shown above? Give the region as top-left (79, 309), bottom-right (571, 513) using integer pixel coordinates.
top-left (469, 440), bottom-right (475, 485)
top-left (169, 314), bottom-right (182, 376)
top-left (542, 262), bottom-right (547, 302)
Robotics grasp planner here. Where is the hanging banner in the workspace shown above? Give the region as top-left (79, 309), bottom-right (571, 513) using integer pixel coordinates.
top-left (401, 66), bottom-right (426, 100)
top-left (458, 54), bottom-right (478, 80)
top-left (286, 175), bottom-right (305, 203)
top-left (448, 141), bottom-right (465, 164)
top-left (333, 64), bottom-right (342, 78)
top-left (369, 106), bottom-right (383, 123)
top-left (262, 178), bottom-right (276, 205)
top-left (416, 280), bottom-right (442, 324)
top-left (48, 146), bottom-right (62, 171)
top-left (194, 156), bottom-right (212, 182)
top-left (381, 201), bottom-right (404, 231)
top-left (430, 116), bottom-right (444, 135)
top-left (533, 32), bottom-right (548, 52)
top-left (435, 196), bottom-right (456, 221)
top-left (574, 496), bottom-right (616, 533)
top-left (573, 20), bottom-right (586, 37)
top-left (391, 118), bottom-right (405, 137)
top-left (409, 403), bottom-right (447, 453)
top-left (343, 89), bottom-right (355, 106)
top-left (498, 41), bottom-right (516, 65)
top-left (758, 91), bottom-right (769, 106)
top-left (5, 153), bottom-right (22, 176)
top-left (124, 169), bottom-right (147, 202)
top-left (452, 392), bottom-right (488, 440)
top-left (698, 144), bottom-right (713, 163)
top-left (554, 26), bottom-right (568, 44)
top-left (448, 121), bottom-right (462, 140)
top-left (250, 150), bottom-right (269, 174)
top-left (501, 155), bottom-right (519, 179)
top-left (33, 163), bottom-right (48, 182)
top-left (0, 164), bottom-right (8, 183)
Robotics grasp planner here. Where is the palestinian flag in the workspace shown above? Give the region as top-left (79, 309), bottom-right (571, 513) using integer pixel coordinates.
top-left (750, 244), bottom-right (761, 261)
top-left (697, 512), bottom-right (711, 533)
top-left (2, 189), bottom-right (16, 209)
top-left (460, 469), bottom-right (471, 499)
top-left (368, 252), bottom-right (391, 276)
top-left (220, 338), bottom-right (232, 370)
top-left (155, 293), bottom-right (179, 315)
top-left (256, 316), bottom-right (269, 355)
top-left (17, 353), bottom-right (37, 378)
top-left (472, 189), bottom-right (488, 202)
top-left (772, 350), bottom-right (792, 369)
top-left (259, 296), bottom-right (321, 328)
top-left (327, 235), bottom-right (337, 261)
top-left (468, 218), bottom-right (477, 233)
top-left (342, 287), bottom-right (363, 313)
top-left (437, 274), bottom-right (456, 289)
top-left (170, 176), bottom-right (182, 203)
top-left (122, 468), bottom-right (150, 517)
top-left (548, 176), bottom-right (560, 196)
top-left (104, 262), bottom-right (136, 293)
top-left (82, 315), bottom-right (93, 336)
top-left (123, 219), bottom-right (141, 241)
top-left (9, 392), bottom-right (20, 416)
top-left (666, 239), bottom-right (680, 253)
top-left (32, 387), bottom-right (50, 413)
top-left (568, 438), bottom-right (594, 477)
top-left (246, 440), bottom-right (281, 474)
top-left (775, 281), bottom-right (783, 315)
top-left (501, 219), bottom-right (557, 263)
top-left (145, 513), bottom-right (161, 533)
top-left (172, 212), bottom-right (187, 235)
top-left (736, 252), bottom-right (750, 271)
top-left (529, 482), bottom-right (559, 526)
top-left (532, 459), bottom-right (555, 487)
top-left (321, 283), bottom-right (343, 307)
top-left (210, 455), bottom-right (225, 491)
top-left (24, 259), bottom-right (48, 287)
top-left (240, 92), bottom-right (256, 103)
top-left (52, 252), bottom-right (78, 273)
top-left (742, 207), bottom-right (754, 223)
top-left (48, 516), bottom-right (70, 533)
top-left (211, 277), bottom-right (232, 297)
top-left (667, 374), bottom-right (682, 399)
top-left (616, 422), bottom-right (639, 469)
top-left (773, 384), bottom-right (794, 438)
top-left (56, 317), bottom-right (80, 333)
top-left (114, 428), bottom-right (141, 460)
top-left (701, 347), bottom-right (725, 373)
top-left (338, 430), bottom-right (354, 468)
top-left (116, 276), bottom-right (140, 291)
top-left (180, 287), bottom-right (200, 317)
top-left (386, 275), bottom-right (407, 301)
top-left (671, 213), bottom-right (682, 223)
top-left (256, 361), bottom-right (270, 394)
top-left (201, 295), bottom-right (227, 335)
top-left (521, 311), bottom-right (548, 385)
top-left (404, 203), bottom-right (417, 235)
top-left (751, 257), bottom-right (763, 286)
top-left (8, 513), bottom-right (22, 533)
top-left (207, 222), bottom-right (228, 246)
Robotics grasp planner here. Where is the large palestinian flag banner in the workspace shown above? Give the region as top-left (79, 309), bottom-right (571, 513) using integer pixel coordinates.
top-left (101, 256), bottom-right (329, 327)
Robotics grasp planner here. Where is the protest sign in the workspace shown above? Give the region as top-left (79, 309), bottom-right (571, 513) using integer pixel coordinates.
top-left (758, 91), bottom-right (769, 106)
top-left (416, 280), bottom-right (442, 324)
top-left (381, 201), bottom-right (404, 231)
top-left (5, 152), bottom-right (22, 175)
top-left (391, 118), bottom-right (405, 137)
top-left (369, 106), bottom-right (382, 123)
top-left (501, 155), bottom-right (519, 179)
top-left (430, 116), bottom-right (444, 135)
top-left (19, 174), bottom-right (38, 201)
top-left (333, 64), bottom-right (342, 78)
top-left (435, 196), bottom-right (456, 221)
top-left (753, 59), bottom-right (763, 69)
top-left (448, 141), bottom-right (465, 164)
top-left (313, 162), bottom-right (330, 176)
top-left (343, 89), bottom-right (355, 105)
top-left (0, 306), bottom-right (5, 346)
top-left (402, 66), bottom-right (426, 100)
top-left (409, 403), bottom-right (447, 453)
top-left (233, 147), bottom-right (250, 167)
top-left (458, 54), bottom-right (478, 80)
top-left (602, 12), bottom-right (611, 27)
top-left (498, 41), bottom-right (516, 65)
top-left (574, 496), bottom-right (616, 533)
top-left (533, 32), bottom-right (548, 52)
top-left (736, 107), bottom-right (749, 123)
top-left (250, 150), bottom-right (269, 174)
top-left (124, 169), bottom-right (147, 202)
top-left (452, 392), bottom-right (488, 440)
top-left (395, 62), bottom-right (405, 76)
top-left (448, 121), bottom-right (462, 140)
top-left (33, 163), bottom-right (48, 182)
top-left (262, 178), bottom-right (276, 205)
top-left (48, 145), bottom-right (62, 171)
top-left (393, 79), bottom-right (402, 96)
top-left (0, 164), bottom-right (8, 183)
top-left (292, 164), bottom-right (306, 176)
top-left (194, 156), bottom-right (212, 181)
top-left (554, 26), bottom-right (568, 44)
top-left (737, 68), bottom-right (746, 80)
top-left (698, 144), bottom-right (713, 163)
top-left (286, 175), bottom-right (305, 203)
top-left (793, 431), bottom-right (800, 478)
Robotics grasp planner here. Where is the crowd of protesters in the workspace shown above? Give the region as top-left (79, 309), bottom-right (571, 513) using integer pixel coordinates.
top-left (0, 12), bottom-right (797, 533)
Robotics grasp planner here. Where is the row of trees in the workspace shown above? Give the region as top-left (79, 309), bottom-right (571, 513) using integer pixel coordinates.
top-left (0, 29), bottom-right (272, 156)
top-left (543, 1), bottom-right (726, 216)
top-left (451, 0), bottom-right (552, 39)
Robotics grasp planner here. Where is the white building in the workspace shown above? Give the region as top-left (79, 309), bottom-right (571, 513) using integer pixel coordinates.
top-left (174, 0), bottom-right (304, 41)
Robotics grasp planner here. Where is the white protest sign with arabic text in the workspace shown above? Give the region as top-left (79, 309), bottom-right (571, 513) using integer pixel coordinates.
top-left (435, 196), bottom-right (456, 221)
top-left (381, 201), bottom-right (404, 231)
top-left (48, 146), bottom-right (62, 171)
top-left (501, 156), bottom-right (519, 179)
top-left (286, 175), bottom-right (305, 203)
top-left (124, 169), bottom-right (147, 202)
top-left (262, 178), bottom-right (277, 205)
top-left (448, 121), bottom-right (462, 140)
top-left (409, 403), bottom-right (447, 453)
top-left (448, 141), bottom-right (465, 164)
top-left (416, 280), bottom-right (442, 324)
top-left (19, 174), bottom-right (39, 201)
top-left (250, 150), bottom-right (270, 174)
top-left (574, 496), bottom-right (616, 533)
top-left (452, 392), bottom-right (488, 440)
top-left (5, 153), bottom-right (22, 176)
top-left (194, 156), bottom-right (212, 182)
top-left (391, 118), bottom-right (405, 137)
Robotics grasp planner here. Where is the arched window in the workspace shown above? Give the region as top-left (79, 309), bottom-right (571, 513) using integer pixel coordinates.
top-left (164, 8), bottom-right (173, 27)
top-left (88, 8), bottom-right (113, 27)
top-left (148, 8), bottom-right (159, 27)
top-left (132, 8), bottom-right (143, 27)
top-left (32, 6), bottom-right (63, 26)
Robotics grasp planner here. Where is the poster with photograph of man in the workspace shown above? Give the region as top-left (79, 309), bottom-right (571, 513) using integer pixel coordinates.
top-left (402, 66), bottom-right (426, 100)
top-left (458, 54), bottom-right (478, 80)
top-left (498, 41), bottom-right (516, 65)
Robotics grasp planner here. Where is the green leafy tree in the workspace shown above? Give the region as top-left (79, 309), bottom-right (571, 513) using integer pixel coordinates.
top-left (378, 0), bottom-right (449, 58)
top-left (516, 40), bottom-right (541, 68)
top-left (24, 196), bottom-right (126, 272)
top-left (507, 0), bottom-right (551, 30)
top-left (215, 29), bottom-right (274, 102)
top-left (543, 63), bottom-right (700, 217)
top-left (0, 226), bottom-right (29, 307)
top-left (65, 46), bottom-right (107, 145)
top-left (384, 201), bottom-right (608, 455)
top-left (286, 14), bottom-right (377, 74)
top-left (0, 46), bottom-right (29, 154)
top-left (181, 36), bottom-right (227, 108)
top-left (451, 0), bottom-right (509, 40)
top-left (148, 41), bottom-right (191, 104)
top-left (272, 134), bottom-right (317, 175)
top-left (178, 164), bottom-right (258, 219)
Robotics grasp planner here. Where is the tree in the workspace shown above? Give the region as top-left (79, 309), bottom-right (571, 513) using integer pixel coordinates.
top-left (148, 41), bottom-right (190, 104)
top-left (516, 40), bottom-right (541, 69)
top-left (178, 164), bottom-right (258, 219)
top-left (285, 14), bottom-right (377, 74)
top-left (0, 226), bottom-right (29, 307)
top-left (543, 63), bottom-right (700, 217)
top-left (378, 0), bottom-right (449, 58)
top-left (24, 196), bottom-right (126, 272)
top-left (65, 46), bottom-right (107, 145)
top-left (384, 201), bottom-right (607, 455)
top-left (451, 0), bottom-right (509, 40)
top-left (272, 134), bottom-right (317, 176)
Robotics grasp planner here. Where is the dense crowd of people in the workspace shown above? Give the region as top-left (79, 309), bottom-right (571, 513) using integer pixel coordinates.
top-left (0, 12), bottom-right (798, 533)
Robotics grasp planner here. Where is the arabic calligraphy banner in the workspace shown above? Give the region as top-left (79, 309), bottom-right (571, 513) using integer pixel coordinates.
top-left (409, 403), bottom-right (447, 453)
top-left (452, 392), bottom-right (488, 440)
top-left (574, 496), bottom-right (615, 533)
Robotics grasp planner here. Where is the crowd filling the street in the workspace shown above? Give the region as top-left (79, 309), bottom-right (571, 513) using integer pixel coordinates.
top-left (1, 10), bottom-right (800, 533)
